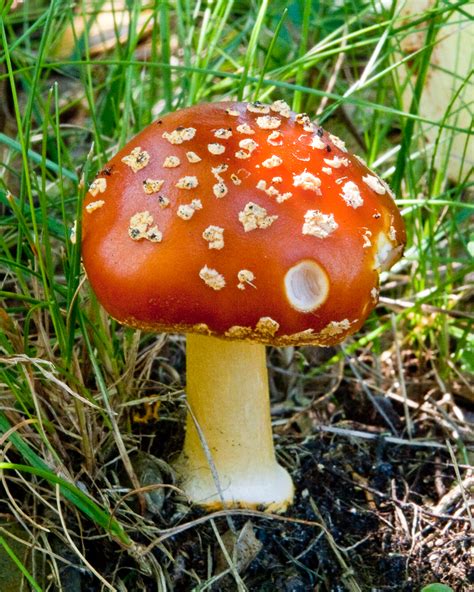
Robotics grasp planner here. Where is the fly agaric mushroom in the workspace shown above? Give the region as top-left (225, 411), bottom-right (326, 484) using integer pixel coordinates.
top-left (81, 100), bottom-right (405, 511)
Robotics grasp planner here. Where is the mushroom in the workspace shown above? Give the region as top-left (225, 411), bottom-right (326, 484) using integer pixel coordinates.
top-left (81, 101), bottom-right (406, 511)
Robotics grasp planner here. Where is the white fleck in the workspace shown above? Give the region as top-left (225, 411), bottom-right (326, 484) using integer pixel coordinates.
top-left (235, 150), bottom-right (251, 159)
top-left (389, 225), bottom-right (397, 241)
top-left (293, 150), bottom-right (310, 162)
top-left (239, 202), bottom-right (278, 232)
top-left (177, 199), bottom-right (202, 220)
top-left (208, 143), bottom-right (226, 155)
top-left (226, 107), bottom-right (240, 116)
top-left (324, 156), bottom-right (349, 168)
top-left (121, 147), bottom-right (150, 173)
top-left (256, 317), bottom-right (280, 336)
top-left (162, 127), bottom-right (196, 144)
top-left (256, 115), bottom-right (281, 130)
top-left (89, 177), bottom-right (106, 197)
top-left (202, 225), bottom-right (224, 250)
top-left (267, 131), bottom-right (283, 146)
top-left (270, 100), bottom-right (291, 117)
top-left (329, 133), bottom-right (347, 152)
top-left (256, 179), bottom-right (292, 203)
top-left (213, 181), bottom-right (228, 198)
top-left (277, 192), bottom-right (293, 204)
top-left (214, 128), bottom-right (233, 139)
top-left (145, 226), bottom-right (163, 242)
top-left (211, 163), bottom-right (228, 181)
top-left (225, 325), bottom-right (252, 339)
top-left (319, 319), bottom-right (352, 338)
top-left (310, 136), bottom-right (326, 150)
top-left (371, 287), bottom-right (379, 302)
top-left (143, 178), bottom-right (165, 194)
top-left (237, 269), bottom-right (256, 290)
top-left (163, 156), bottom-right (181, 168)
top-left (157, 195), bottom-right (170, 208)
top-left (186, 151), bottom-right (202, 163)
top-left (236, 123), bottom-right (255, 135)
top-left (362, 228), bottom-right (372, 248)
top-left (199, 265), bottom-right (226, 290)
top-left (262, 155), bottom-right (282, 169)
top-left (295, 114), bottom-right (314, 132)
top-left (231, 173), bottom-right (241, 185)
top-left (85, 200), bottom-right (105, 213)
top-left (302, 210), bottom-right (338, 238)
top-left (177, 205), bottom-right (197, 220)
top-left (272, 176), bottom-right (282, 184)
top-left (239, 138), bottom-right (258, 152)
top-left (281, 328), bottom-right (315, 343)
top-left (374, 233), bottom-right (393, 270)
top-left (362, 174), bottom-right (386, 195)
top-left (176, 175), bottom-right (198, 189)
top-left (129, 211), bottom-right (153, 235)
top-left (322, 166), bottom-right (332, 175)
top-left (335, 176), bottom-right (348, 185)
top-left (193, 323), bottom-right (211, 335)
top-left (340, 181), bottom-right (363, 208)
top-left (295, 112), bottom-right (312, 125)
top-left (247, 101), bottom-right (270, 114)
top-left (293, 170), bottom-right (322, 194)
top-left (128, 211), bottom-right (162, 242)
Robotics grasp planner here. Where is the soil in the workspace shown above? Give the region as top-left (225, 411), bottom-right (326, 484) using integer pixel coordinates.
top-left (91, 345), bottom-right (473, 592)
top-left (151, 437), bottom-right (472, 592)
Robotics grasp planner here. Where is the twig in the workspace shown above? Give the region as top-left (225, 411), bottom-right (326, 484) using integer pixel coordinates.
top-left (342, 349), bottom-right (399, 435)
top-left (391, 313), bottom-right (413, 438)
top-left (445, 440), bottom-right (474, 529)
top-left (379, 296), bottom-right (474, 320)
top-left (141, 508), bottom-right (325, 555)
top-left (312, 425), bottom-right (462, 451)
top-left (431, 476), bottom-right (474, 517)
top-left (316, 25), bottom-right (347, 116)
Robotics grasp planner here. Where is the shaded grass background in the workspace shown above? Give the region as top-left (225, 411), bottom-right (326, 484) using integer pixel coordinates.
top-left (0, 0), bottom-right (472, 590)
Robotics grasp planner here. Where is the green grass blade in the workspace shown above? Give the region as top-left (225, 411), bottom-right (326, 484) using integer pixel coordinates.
top-left (0, 534), bottom-right (42, 592)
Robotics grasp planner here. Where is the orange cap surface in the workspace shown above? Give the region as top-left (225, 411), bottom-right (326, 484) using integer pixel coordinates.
top-left (82, 101), bottom-right (405, 346)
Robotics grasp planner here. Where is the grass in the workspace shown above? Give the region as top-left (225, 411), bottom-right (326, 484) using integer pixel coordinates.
top-left (0, 0), bottom-right (472, 590)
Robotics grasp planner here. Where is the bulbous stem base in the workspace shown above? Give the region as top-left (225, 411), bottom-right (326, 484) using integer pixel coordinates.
top-left (175, 334), bottom-right (294, 511)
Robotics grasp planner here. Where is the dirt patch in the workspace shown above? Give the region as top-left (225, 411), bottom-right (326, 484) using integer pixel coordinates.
top-left (148, 435), bottom-right (471, 591)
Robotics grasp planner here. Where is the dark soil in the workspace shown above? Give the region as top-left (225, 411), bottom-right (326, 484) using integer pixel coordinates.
top-left (86, 349), bottom-right (473, 592)
top-left (149, 437), bottom-right (471, 592)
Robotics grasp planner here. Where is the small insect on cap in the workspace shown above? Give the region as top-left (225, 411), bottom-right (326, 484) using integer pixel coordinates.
top-left (82, 101), bottom-right (406, 346)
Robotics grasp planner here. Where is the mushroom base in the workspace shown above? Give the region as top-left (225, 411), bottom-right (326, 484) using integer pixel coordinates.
top-left (175, 454), bottom-right (294, 512)
top-left (175, 334), bottom-right (294, 512)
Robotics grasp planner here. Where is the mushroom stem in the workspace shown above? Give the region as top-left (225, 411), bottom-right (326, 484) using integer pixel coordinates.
top-left (175, 333), bottom-right (294, 511)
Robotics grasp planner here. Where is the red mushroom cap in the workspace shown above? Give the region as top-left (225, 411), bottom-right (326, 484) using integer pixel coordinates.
top-left (81, 101), bottom-right (406, 346)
